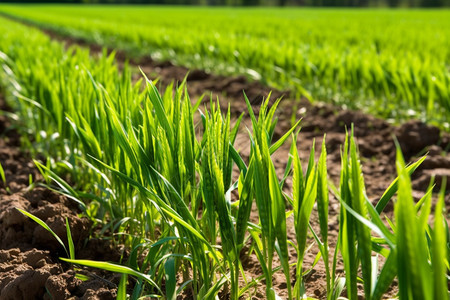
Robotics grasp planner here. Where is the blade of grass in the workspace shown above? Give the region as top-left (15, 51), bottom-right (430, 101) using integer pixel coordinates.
top-left (17, 208), bottom-right (68, 257)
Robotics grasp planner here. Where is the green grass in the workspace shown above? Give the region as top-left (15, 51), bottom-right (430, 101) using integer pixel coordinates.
top-left (0, 5), bottom-right (449, 129)
top-left (0, 16), bottom-right (448, 300)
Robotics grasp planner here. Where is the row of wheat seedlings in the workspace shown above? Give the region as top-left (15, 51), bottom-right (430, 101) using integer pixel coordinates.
top-left (1, 6), bottom-right (449, 128)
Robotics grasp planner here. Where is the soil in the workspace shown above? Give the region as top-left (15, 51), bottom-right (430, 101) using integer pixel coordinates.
top-left (1, 21), bottom-right (449, 299)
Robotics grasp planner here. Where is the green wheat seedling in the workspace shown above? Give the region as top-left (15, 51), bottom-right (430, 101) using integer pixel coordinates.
top-left (16, 209), bottom-right (72, 258)
top-left (337, 129), bottom-right (373, 300)
top-left (0, 160), bottom-right (6, 186)
top-left (336, 132), bottom-right (397, 300)
top-left (333, 132), bottom-right (448, 300)
top-left (287, 136), bottom-right (338, 300)
top-left (290, 135), bottom-right (318, 299)
top-left (200, 100), bottom-right (244, 299)
top-left (394, 149), bottom-right (448, 300)
top-left (243, 93), bottom-right (301, 300)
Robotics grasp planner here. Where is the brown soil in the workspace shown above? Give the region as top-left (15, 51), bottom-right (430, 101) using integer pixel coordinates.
top-left (1, 22), bottom-right (449, 299)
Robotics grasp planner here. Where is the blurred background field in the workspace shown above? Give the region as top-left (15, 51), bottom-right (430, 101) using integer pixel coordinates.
top-left (1, 5), bottom-right (449, 128)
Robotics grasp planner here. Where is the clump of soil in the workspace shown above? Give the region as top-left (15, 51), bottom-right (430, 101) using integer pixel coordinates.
top-left (0, 248), bottom-right (116, 300)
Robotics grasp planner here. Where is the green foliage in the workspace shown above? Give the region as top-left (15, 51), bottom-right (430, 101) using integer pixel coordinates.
top-left (243, 94), bottom-right (297, 299)
top-left (61, 257), bottom-right (162, 293)
top-left (394, 148), bottom-right (448, 300)
top-left (291, 136), bottom-right (318, 299)
top-left (16, 208), bottom-right (70, 258)
top-left (1, 6), bottom-right (449, 129)
top-left (0, 160), bottom-right (6, 185)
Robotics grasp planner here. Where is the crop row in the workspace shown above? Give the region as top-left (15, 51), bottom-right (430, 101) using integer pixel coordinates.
top-left (0, 5), bottom-right (449, 130)
top-left (0, 17), bottom-right (448, 300)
